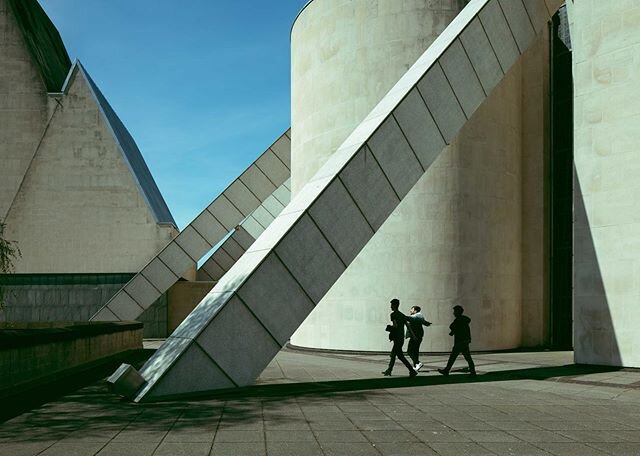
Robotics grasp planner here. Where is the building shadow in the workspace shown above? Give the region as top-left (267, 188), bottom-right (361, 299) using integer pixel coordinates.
top-left (573, 174), bottom-right (622, 366)
top-left (143, 362), bottom-right (619, 403)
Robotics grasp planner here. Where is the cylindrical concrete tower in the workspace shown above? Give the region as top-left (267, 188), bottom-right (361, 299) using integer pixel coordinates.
top-left (290, 0), bottom-right (524, 351)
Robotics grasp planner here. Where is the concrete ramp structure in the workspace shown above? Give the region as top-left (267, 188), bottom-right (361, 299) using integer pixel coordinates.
top-left (197, 180), bottom-right (291, 282)
top-left (113, 0), bottom-right (564, 402)
top-left (91, 131), bottom-right (291, 322)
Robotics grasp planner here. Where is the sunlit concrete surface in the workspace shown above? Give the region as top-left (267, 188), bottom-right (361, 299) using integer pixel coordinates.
top-left (3, 349), bottom-right (640, 455)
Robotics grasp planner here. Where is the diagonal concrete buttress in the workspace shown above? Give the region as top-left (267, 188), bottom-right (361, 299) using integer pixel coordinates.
top-left (111, 0), bottom-right (565, 402)
top-left (197, 180), bottom-right (291, 282)
top-left (90, 130), bottom-right (291, 322)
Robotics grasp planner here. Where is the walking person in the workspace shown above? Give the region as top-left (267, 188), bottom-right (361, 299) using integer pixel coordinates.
top-left (382, 298), bottom-right (418, 377)
top-left (406, 306), bottom-right (432, 372)
top-left (438, 305), bottom-right (476, 377)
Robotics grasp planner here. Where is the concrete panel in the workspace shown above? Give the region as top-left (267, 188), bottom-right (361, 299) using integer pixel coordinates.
top-left (237, 254), bottom-right (314, 346)
top-left (92, 306), bottom-right (118, 321)
top-left (262, 194), bottom-right (285, 218)
top-left (232, 227), bottom-right (256, 250)
top-left (241, 215), bottom-right (265, 239)
top-left (272, 182), bottom-right (291, 206)
top-left (255, 150), bottom-right (290, 186)
top-left (134, 336), bottom-right (192, 401)
top-left (440, 39), bottom-right (486, 118)
top-left (393, 88), bottom-right (446, 170)
top-left (498, 0), bottom-right (535, 52)
top-left (247, 211), bottom-right (305, 254)
top-left (339, 146), bottom-right (400, 231)
top-left (212, 248), bottom-right (234, 271)
top-left (196, 296), bottom-right (281, 386)
top-left (308, 179), bottom-right (373, 266)
top-left (201, 258), bottom-right (226, 281)
top-left (175, 226), bottom-right (212, 262)
top-left (147, 342), bottom-right (235, 398)
top-left (417, 64), bottom-right (466, 143)
top-left (207, 195), bottom-right (244, 231)
top-left (240, 165), bottom-right (276, 201)
top-left (191, 210), bottom-right (227, 247)
top-left (479, 0), bottom-right (521, 73)
top-left (367, 117), bottom-right (423, 199)
top-left (142, 258), bottom-right (178, 293)
top-left (522, 0), bottom-right (550, 32)
top-left (108, 292), bottom-right (144, 321)
top-left (221, 237), bottom-right (245, 261)
top-left (252, 205), bottom-right (275, 229)
top-left (159, 242), bottom-right (194, 277)
top-left (224, 180), bottom-right (261, 216)
top-left (460, 18), bottom-right (504, 95)
top-left (270, 135), bottom-right (291, 169)
top-left (124, 274), bottom-right (161, 308)
top-left (275, 214), bottom-right (346, 304)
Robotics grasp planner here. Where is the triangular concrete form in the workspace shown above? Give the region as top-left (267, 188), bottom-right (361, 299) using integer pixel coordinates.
top-left (4, 60), bottom-right (176, 273)
top-left (113, 0), bottom-right (565, 402)
top-left (91, 129), bottom-right (291, 321)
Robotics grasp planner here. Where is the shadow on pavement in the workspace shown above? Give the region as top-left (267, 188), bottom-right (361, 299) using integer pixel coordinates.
top-left (148, 363), bottom-right (621, 402)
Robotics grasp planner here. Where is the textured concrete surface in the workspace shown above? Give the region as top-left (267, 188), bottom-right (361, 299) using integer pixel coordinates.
top-left (3, 348), bottom-right (640, 455)
top-left (127, 0), bottom-right (558, 401)
top-left (290, 0), bottom-right (550, 352)
top-left (3, 62), bottom-right (177, 274)
top-left (568, 0), bottom-right (640, 368)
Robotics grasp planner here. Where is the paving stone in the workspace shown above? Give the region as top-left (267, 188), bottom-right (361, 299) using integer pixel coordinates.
top-left (314, 430), bottom-right (368, 442)
top-left (153, 442), bottom-right (211, 456)
top-left (320, 442), bottom-right (380, 456)
top-left (0, 441), bottom-right (57, 456)
top-left (263, 420), bottom-right (311, 431)
top-left (265, 430), bottom-right (316, 442)
top-left (210, 442), bottom-right (266, 456)
top-left (558, 430), bottom-right (629, 443)
top-left (428, 442), bottom-right (497, 455)
top-left (40, 441), bottom-right (106, 456)
top-left (96, 442), bottom-right (158, 456)
top-left (509, 430), bottom-right (575, 443)
top-left (375, 441), bottom-right (439, 455)
top-left (588, 442), bottom-right (640, 455)
top-left (360, 430), bottom-right (419, 443)
top-left (459, 430), bottom-right (521, 442)
top-left (415, 430), bottom-right (471, 442)
top-left (266, 441), bottom-right (323, 456)
top-left (537, 442), bottom-right (608, 456)
top-left (479, 442), bottom-right (553, 455)
top-left (214, 430), bottom-right (264, 442)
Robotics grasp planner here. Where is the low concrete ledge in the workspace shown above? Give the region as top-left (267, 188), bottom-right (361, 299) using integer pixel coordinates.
top-left (0, 321), bottom-right (143, 396)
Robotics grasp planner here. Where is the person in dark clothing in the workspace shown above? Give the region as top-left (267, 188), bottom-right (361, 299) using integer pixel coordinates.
top-left (406, 305), bottom-right (432, 371)
top-left (438, 305), bottom-right (476, 376)
top-left (382, 298), bottom-right (418, 377)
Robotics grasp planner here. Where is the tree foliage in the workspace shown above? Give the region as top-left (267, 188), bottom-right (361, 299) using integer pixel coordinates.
top-left (0, 221), bottom-right (21, 308)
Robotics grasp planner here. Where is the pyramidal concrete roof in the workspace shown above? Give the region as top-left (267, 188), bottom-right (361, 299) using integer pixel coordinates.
top-left (64, 61), bottom-right (177, 228)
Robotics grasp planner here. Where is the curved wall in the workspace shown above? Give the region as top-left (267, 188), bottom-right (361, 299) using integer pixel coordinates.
top-left (290, 0), bottom-right (524, 351)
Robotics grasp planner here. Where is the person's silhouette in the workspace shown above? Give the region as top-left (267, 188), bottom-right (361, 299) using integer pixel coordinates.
top-left (438, 305), bottom-right (476, 377)
top-left (382, 298), bottom-right (417, 377)
top-left (406, 305), bottom-right (432, 372)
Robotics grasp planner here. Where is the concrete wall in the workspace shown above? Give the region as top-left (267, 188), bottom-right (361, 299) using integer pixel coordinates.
top-left (0, 321), bottom-right (142, 393)
top-left (0, 0), bottom-right (49, 221)
top-left (568, 1), bottom-right (640, 367)
top-left (290, 0), bottom-right (545, 351)
top-left (4, 68), bottom-right (176, 273)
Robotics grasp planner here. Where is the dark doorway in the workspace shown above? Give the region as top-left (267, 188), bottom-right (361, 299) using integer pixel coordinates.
top-left (549, 8), bottom-right (573, 349)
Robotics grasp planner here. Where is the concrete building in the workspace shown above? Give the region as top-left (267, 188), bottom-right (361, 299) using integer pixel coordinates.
top-left (0, 0), bottom-right (177, 325)
top-left (5, 0), bottom-right (638, 400)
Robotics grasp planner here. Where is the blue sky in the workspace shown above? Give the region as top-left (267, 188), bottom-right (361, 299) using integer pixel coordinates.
top-left (38, 0), bottom-right (309, 229)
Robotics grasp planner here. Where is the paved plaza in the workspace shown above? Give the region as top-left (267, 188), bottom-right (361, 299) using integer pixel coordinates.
top-left (3, 346), bottom-right (640, 455)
